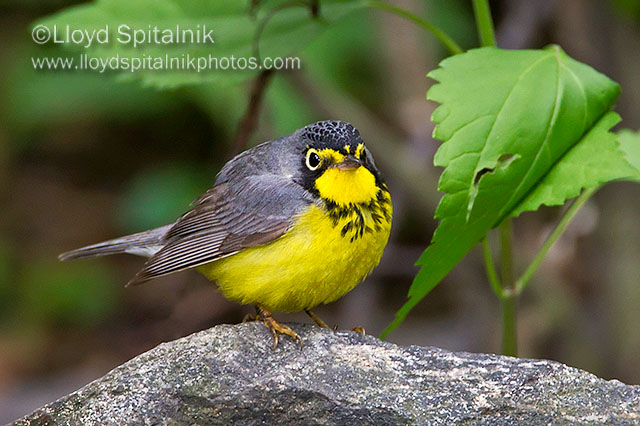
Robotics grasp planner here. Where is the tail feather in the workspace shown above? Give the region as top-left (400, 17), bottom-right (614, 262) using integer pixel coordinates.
top-left (59, 225), bottom-right (172, 261)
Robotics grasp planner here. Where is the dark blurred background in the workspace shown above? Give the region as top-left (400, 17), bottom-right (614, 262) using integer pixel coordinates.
top-left (2, 0), bottom-right (640, 421)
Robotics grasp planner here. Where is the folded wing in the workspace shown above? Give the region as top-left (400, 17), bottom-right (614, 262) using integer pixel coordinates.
top-left (127, 175), bottom-right (312, 285)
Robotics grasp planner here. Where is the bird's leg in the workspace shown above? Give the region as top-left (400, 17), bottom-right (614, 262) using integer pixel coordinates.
top-left (305, 309), bottom-right (330, 329)
top-left (305, 309), bottom-right (365, 335)
top-left (257, 306), bottom-right (302, 349)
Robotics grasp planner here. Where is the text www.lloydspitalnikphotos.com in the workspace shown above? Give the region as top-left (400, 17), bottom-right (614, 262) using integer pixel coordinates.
top-left (31, 54), bottom-right (301, 73)
top-left (30, 23), bottom-right (302, 73)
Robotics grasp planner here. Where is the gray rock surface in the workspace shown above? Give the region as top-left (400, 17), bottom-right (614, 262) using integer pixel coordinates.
top-left (12, 322), bottom-right (640, 425)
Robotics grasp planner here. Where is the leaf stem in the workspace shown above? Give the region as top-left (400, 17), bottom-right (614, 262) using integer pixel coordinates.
top-left (472, 0), bottom-right (497, 47)
top-left (368, 1), bottom-right (463, 55)
top-left (514, 187), bottom-right (599, 294)
top-left (482, 236), bottom-right (502, 298)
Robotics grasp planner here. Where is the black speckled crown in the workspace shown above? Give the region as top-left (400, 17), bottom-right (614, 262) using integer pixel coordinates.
top-left (300, 121), bottom-right (363, 147)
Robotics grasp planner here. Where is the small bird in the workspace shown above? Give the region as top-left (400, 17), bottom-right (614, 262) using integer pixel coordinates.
top-left (59, 121), bottom-right (392, 347)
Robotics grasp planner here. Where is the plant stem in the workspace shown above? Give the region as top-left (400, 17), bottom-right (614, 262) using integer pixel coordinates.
top-left (482, 236), bottom-right (502, 298)
top-left (472, 0), bottom-right (497, 47)
top-left (500, 219), bottom-right (514, 288)
top-left (368, 1), bottom-right (463, 55)
top-left (472, 0), bottom-right (517, 355)
top-left (498, 219), bottom-right (517, 356)
top-left (500, 289), bottom-right (517, 356)
top-left (515, 187), bottom-right (598, 294)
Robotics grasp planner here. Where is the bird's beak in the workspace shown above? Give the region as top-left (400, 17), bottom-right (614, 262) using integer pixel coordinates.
top-left (333, 155), bottom-right (362, 171)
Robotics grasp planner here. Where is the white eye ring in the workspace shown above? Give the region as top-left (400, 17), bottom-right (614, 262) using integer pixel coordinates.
top-left (306, 149), bottom-right (322, 170)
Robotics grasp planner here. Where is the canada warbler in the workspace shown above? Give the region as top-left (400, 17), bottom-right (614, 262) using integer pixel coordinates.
top-left (59, 121), bottom-right (392, 347)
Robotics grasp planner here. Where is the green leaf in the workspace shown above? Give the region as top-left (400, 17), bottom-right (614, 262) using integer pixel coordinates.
top-left (34, 0), bottom-right (365, 88)
top-left (512, 112), bottom-right (637, 216)
top-left (382, 46), bottom-right (620, 338)
top-left (617, 129), bottom-right (640, 182)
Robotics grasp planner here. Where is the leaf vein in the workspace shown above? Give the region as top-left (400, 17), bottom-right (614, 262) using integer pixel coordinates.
top-left (498, 50), bottom-right (564, 220)
top-left (464, 53), bottom-right (553, 216)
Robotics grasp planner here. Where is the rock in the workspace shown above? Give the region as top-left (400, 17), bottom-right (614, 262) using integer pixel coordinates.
top-left (11, 322), bottom-right (640, 425)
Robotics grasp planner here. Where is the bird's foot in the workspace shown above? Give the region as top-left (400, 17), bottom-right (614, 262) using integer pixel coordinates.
top-left (350, 327), bottom-right (365, 335)
top-left (258, 307), bottom-right (302, 349)
top-left (242, 312), bottom-right (259, 323)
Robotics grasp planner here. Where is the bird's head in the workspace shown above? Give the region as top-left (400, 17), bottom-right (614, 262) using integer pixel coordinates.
top-left (294, 120), bottom-right (386, 206)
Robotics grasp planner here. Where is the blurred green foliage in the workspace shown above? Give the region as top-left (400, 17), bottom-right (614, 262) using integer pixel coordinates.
top-left (116, 163), bottom-right (212, 232)
top-left (302, 11), bottom-right (381, 111)
top-left (0, 240), bottom-right (13, 317)
top-left (428, 0), bottom-right (478, 50)
top-left (2, 43), bottom-right (179, 143)
top-left (266, 75), bottom-right (316, 136)
top-left (612, 0), bottom-right (640, 20)
top-left (34, 0), bottom-right (369, 88)
top-left (20, 260), bottom-right (118, 327)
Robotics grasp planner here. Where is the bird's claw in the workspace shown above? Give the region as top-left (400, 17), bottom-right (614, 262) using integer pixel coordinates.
top-left (258, 307), bottom-right (302, 349)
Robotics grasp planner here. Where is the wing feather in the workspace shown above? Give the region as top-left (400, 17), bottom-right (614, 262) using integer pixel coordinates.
top-left (127, 175), bottom-right (312, 285)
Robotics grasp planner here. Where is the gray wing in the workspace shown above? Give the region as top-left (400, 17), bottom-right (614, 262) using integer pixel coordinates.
top-left (127, 174), bottom-right (313, 285)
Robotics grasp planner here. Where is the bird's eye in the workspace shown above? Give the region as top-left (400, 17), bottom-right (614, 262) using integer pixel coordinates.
top-left (306, 150), bottom-right (322, 170)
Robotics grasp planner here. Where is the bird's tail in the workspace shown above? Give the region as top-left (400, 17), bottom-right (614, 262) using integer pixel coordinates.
top-left (58, 225), bottom-right (172, 261)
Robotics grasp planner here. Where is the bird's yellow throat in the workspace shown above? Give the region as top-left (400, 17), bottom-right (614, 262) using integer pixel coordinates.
top-left (312, 144), bottom-right (380, 207)
top-left (314, 166), bottom-right (378, 206)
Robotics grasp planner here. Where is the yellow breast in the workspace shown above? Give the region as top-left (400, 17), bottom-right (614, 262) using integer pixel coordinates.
top-left (198, 192), bottom-right (392, 313)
